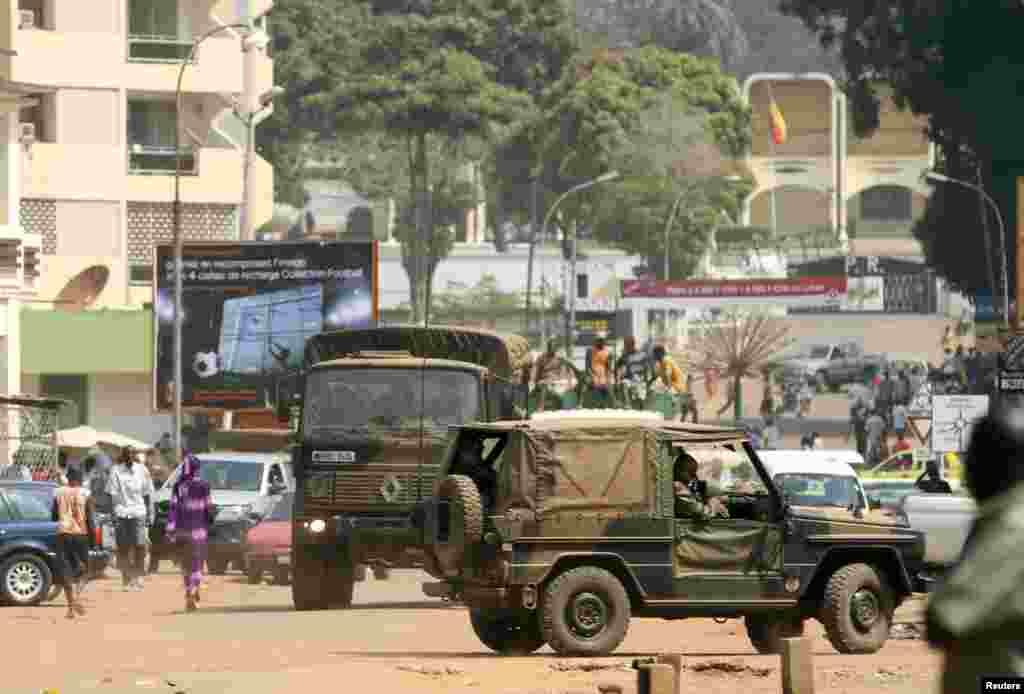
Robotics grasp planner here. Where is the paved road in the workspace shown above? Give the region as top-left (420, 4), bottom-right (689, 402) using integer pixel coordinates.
top-left (12, 570), bottom-right (936, 694)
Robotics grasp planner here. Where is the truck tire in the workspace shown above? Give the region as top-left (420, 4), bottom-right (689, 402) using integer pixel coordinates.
top-left (470, 608), bottom-right (546, 655)
top-left (433, 475), bottom-right (483, 575)
top-left (541, 566), bottom-right (631, 656)
top-left (292, 549), bottom-right (329, 611)
top-left (821, 563), bottom-right (894, 654)
top-left (744, 616), bottom-right (805, 654)
top-left (326, 563), bottom-right (355, 608)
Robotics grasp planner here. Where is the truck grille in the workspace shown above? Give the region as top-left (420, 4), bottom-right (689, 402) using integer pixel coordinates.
top-left (302, 466), bottom-right (440, 512)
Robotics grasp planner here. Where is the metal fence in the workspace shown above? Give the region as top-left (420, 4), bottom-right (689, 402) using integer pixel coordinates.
top-left (0, 396), bottom-right (67, 481)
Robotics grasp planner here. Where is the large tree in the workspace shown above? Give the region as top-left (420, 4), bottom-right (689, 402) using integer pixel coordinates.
top-left (306, 0), bottom-right (574, 322)
top-left (779, 0), bottom-right (1024, 299)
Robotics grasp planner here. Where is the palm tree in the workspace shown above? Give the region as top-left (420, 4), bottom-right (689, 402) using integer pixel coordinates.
top-left (685, 310), bottom-right (793, 418)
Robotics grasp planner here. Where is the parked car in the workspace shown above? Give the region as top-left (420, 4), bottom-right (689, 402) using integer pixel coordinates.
top-left (244, 492), bottom-right (293, 585)
top-left (899, 492), bottom-right (976, 570)
top-left (151, 452), bottom-right (293, 575)
top-left (0, 481), bottom-right (111, 606)
top-left (861, 478), bottom-right (964, 512)
top-left (780, 341), bottom-right (886, 391)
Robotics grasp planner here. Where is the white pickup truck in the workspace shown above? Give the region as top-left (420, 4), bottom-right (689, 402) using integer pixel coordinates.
top-left (899, 492), bottom-right (976, 568)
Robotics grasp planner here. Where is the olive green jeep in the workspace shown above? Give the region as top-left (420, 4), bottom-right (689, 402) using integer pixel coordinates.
top-left (420, 412), bottom-right (927, 657)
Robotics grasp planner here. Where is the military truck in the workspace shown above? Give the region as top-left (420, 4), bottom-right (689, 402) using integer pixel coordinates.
top-left (420, 412), bottom-right (927, 656)
top-left (290, 325), bottom-right (531, 611)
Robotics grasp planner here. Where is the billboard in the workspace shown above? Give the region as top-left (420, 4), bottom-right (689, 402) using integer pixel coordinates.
top-left (154, 241), bottom-right (378, 410)
top-left (620, 276), bottom-right (846, 308)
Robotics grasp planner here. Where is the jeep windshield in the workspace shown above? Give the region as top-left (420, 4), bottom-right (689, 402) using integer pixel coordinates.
top-left (302, 367), bottom-right (481, 439)
top-left (775, 473), bottom-right (861, 508)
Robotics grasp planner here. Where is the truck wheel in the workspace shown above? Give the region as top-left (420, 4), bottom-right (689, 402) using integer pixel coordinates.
top-left (470, 608), bottom-right (546, 655)
top-left (744, 616), bottom-right (805, 654)
top-left (326, 563), bottom-right (355, 608)
top-left (433, 475), bottom-right (483, 575)
top-left (821, 563), bottom-right (894, 654)
top-left (292, 550), bottom-right (329, 611)
top-left (541, 566), bottom-right (631, 656)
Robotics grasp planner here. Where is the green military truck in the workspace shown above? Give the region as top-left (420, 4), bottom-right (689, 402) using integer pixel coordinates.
top-left (290, 325), bottom-right (531, 610)
top-left (421, 412), bottom-right (928, 656)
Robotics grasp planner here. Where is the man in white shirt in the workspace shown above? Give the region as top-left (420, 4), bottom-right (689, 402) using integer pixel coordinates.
top-left (106, 449), bottom-right (155, 591)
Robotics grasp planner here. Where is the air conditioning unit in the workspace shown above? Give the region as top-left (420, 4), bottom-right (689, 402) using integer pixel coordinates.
top-left (18, 9), bottom-right (37, 29)
top-left (19, 123), bottom-right (36, 144)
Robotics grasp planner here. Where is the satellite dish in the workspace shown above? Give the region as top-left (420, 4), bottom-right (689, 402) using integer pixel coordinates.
top-left (55, 265), bottom-right (110, 311)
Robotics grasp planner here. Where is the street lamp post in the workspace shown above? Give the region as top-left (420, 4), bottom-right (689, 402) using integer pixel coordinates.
top-left (535, 171), bottom-right (620, 357)
top-left (173, 23), bottom-right (269, 466)
top-left (237, 84), bottom-right (284, 240)
top-left (924, 171), bottom-right (1009, 330)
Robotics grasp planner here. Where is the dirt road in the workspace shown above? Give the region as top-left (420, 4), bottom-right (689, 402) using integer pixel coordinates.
top-left (12, 570), bottom-right (940, 694)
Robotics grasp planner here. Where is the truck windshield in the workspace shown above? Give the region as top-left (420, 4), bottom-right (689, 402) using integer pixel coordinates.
top-left (302, 368), bottom-right (481, 437)
top-left (775, 473), bottom-right (861, 508)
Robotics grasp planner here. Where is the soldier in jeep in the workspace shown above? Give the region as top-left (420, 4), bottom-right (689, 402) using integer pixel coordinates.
top-left (673, 452), bottom-right (728, 520)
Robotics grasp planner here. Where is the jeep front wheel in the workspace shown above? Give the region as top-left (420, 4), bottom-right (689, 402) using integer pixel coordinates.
top-left (541, 566), bottom-right (631, 656)
top-left (470, 608), bottom-right (546, 655)
top-left (744, 616), bottom-right (805, 654)
top-left (821, 563), bottom-right (894, 654)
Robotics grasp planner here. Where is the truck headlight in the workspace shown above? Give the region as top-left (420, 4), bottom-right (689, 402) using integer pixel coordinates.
top-left (308, 519), bottom-right (327, 534)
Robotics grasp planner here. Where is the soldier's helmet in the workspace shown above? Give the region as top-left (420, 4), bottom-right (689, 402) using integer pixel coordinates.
top-left (964, 403), bottom-right (1024, 502)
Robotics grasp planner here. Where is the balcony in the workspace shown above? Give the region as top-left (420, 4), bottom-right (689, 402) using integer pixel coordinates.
top-left (22, 142), bottom-right (272, 210)
top-left (14, 28), bottom-right (272, 95)
top-left (127, 144), bottom-right (197, 176)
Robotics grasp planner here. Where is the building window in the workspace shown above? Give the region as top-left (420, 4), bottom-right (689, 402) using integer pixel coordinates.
top-left (40, 375), bottom-right (89, 429)
top-left (129, 265), bottom-right (154, 284)
top-left (17, 0), bottom-right (51, 30)
top-left (127, 99), bottom-right (196, 175)
top-left (576, 273), bottom-right (589, 299)
top-left (19, 93), bottom-right (56, 143)
top-left (860, 186), bottom-right (912, 222)
top-left (127, 0), bottom-right (192, 62)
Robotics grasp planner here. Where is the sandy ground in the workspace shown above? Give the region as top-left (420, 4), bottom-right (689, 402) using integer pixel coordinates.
top-left (10, 569), bottom-right (941, 694)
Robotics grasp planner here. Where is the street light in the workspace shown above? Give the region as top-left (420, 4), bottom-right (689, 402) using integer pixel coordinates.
top-left (663, 176), bottom-right (742, 280)
top-left (172, 23), bottom-right (269, 467)
top-left (923, 171), bottom-right (1009, 329)
top-left (535, 171), bottom-right (620, 356)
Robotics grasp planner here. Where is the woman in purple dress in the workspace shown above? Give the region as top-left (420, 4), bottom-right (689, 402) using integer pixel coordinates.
top-left (165, 453), bottom-right (213, 612)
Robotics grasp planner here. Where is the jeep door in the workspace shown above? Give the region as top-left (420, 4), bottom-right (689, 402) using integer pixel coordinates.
top-left (670, 444), bottom-right (791, 602)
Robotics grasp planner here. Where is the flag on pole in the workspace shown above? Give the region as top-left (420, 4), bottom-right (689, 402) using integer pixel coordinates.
top-left (769, 97), bottom-right (787, 145)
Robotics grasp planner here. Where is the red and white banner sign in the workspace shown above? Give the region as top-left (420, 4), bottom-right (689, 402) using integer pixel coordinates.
top-left (620, 276), bottom-right (847, 307)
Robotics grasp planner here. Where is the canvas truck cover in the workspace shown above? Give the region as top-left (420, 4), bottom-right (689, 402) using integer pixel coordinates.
top-left (305, 325), bottom-right (531, 379)
top-left (482, 420), bottom-right (747, 517)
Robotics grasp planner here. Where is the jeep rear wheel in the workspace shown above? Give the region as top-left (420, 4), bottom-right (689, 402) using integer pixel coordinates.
top-left (744, 616), bottom-right (805, 654)
top-left (470, 608), bottom-right (546, 655)
top-left (433, 475), bottom-right (483, 575)
top-left (541, 566), bottom-right (631, 656)
top-left (821, 563), bottom-right (894, 654)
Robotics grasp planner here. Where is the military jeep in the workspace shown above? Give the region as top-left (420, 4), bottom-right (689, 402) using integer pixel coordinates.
top-left (421, 413), bottom-right (926, 657)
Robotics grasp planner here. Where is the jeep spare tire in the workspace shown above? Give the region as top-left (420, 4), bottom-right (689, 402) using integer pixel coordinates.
top-left (433, 475), bottom-right (484, 575)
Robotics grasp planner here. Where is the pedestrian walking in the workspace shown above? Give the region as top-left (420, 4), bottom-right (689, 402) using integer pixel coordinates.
top-left (864, 408), bottom-right (887, 467)
top-left (106, 447), bottom-right (154, 591)
top-left (165, 453), bottom-right (214, 612)
top-left (926, 404), bottom-right (1024, 692)
top-left (51, 466), bottom-right (93, 619)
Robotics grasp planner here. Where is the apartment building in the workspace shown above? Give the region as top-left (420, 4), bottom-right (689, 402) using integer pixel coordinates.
top-left (6, 0), bottom-right (274, 440)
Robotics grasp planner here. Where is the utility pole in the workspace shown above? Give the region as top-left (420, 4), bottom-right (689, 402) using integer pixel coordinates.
top-left (524, 177), bottom-right (539, 336)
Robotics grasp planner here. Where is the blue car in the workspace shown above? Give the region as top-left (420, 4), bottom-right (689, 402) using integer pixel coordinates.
top-left (0, 481), bottom-right (111, 606)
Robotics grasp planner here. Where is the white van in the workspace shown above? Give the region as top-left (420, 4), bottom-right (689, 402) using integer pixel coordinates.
top-left (758, 450), bottom-right (875, 518)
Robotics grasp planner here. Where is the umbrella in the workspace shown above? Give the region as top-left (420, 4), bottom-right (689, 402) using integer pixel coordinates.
top-left (57, 426), bottom-right (153, 451)
top-left (57, 426), bottom-right (99, 449)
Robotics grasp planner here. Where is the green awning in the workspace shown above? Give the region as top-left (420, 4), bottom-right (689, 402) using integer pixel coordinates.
top-left (21, 309), bottom-right (153, 374)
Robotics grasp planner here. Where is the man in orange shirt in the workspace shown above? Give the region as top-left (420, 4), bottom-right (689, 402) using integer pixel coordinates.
top-left (586, 336), bottom-right (612, 409)
top-left (51, 466), bottom-right (94, 618)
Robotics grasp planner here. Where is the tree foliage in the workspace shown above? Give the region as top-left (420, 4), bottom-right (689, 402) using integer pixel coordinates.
top-left (490, 46), bottom-right (750, 278)
top-left (301, 0), bottom-right (574, 322)
top-left (779, 0), bottom-right (1024, 297)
